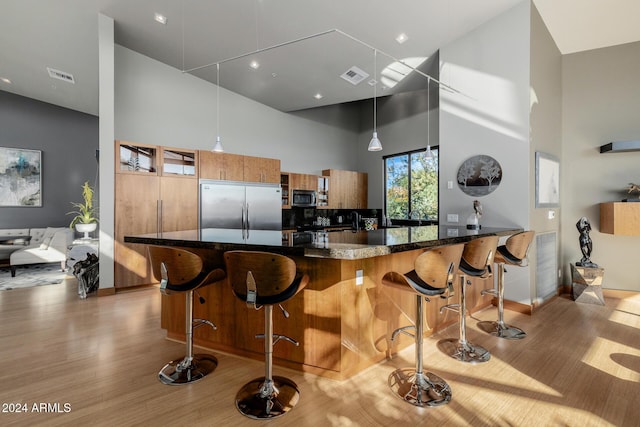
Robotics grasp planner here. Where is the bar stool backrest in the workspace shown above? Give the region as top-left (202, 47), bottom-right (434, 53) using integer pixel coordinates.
top-left (461, 236), bottom-right (499, 272)
top-left (414, 244), bottom-right (464, 289)
top-left (225, 251), bottom-right (297, 298)
top-left (503, 231), bottom-right (535, 262)
top-left (148, 246), bottom-right (203, 285)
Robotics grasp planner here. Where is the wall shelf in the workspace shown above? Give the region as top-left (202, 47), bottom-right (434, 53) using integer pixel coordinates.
top-left (600, 202), bottom-right (640, 235)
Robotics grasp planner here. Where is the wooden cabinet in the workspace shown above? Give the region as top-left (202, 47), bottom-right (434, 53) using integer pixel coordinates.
top-left (198, 151), bottom-right (244, 181)
top-left (114, 141), bottom-right (198, 288)
top-left (322, 169), bottom-right (368, 209)
top-left (600, 202), bottom-right (640, 235)
top-left (282, 172), bottom-right (323, 209)
top-left (289, 173), bottom-right (318, 191)
top-left (199, 151), bottom-right (280, 183)
top-left (114, 173), bottom-right (159, 288)
top-left (243, 155), bottom-right (281, 183)
top-left (281, 174), bottom-right (290, 208)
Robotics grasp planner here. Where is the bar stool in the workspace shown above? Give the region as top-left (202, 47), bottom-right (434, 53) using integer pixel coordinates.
top-left (478, 230), bottom-right (534, 340)
top-left (224, 250), bottom-right (309, 419)
top-left (381, 244), bottom-right (464, 407)
top-left (148, 246), bottom-right (226, 385)
top-left (438, 236), bottom-right (499, 364)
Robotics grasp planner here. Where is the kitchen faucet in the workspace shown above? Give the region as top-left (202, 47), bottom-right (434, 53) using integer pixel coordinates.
top-left (408, 210), bottom-right (422, 226)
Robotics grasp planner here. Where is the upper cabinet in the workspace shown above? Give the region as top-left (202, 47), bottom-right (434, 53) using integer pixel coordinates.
top-left (161, 148), bottom-right (197, 177)
top-left (117, 141), bottom-right (158, 174)
top-left (243, 155), bottom-right (281, 183)
top-left (289, 172), bottom-right (319, 191)
top-left (199, 151), bottom-right (280, 183)
top-left (322, 169), bottom-right (367, 209)
top-left (199, 151), bottom-right (244, 181)
top-left (116, 140), bottom-right (197, 179)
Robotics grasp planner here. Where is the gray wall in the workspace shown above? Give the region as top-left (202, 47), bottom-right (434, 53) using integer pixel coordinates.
top-left (561, 40), bottom-right (640, 292)
top-left (529, 4), bottom-right (562, 301)
top-left (0, 90), bottom-right (98, 230)
top-left (114, 45), bottom-right (359, 176)
top-left (357, 54), bottom-right (440, 210)
top-left (439, 1), bottom-right (532, 303)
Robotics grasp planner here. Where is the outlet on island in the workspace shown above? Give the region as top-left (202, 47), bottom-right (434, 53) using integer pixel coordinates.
top-left (447, 213), bottom-right (459, 223)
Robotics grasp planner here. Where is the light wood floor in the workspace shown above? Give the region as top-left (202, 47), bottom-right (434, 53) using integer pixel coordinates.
top-left (1, 277), bottom-right (639, 427)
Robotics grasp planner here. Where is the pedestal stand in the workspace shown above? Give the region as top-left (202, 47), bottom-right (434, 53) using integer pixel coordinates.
top-left (570, 264), bottom-right (605, 305)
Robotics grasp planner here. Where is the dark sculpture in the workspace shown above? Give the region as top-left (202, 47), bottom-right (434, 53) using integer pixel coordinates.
top-left (73, 252), bottom-right (99, 298)
top-left (576, 217), bottom-right (597, 268)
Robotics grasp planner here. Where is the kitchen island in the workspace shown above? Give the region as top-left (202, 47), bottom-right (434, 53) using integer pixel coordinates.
top-left (125, 225), bottom-right (521, 379)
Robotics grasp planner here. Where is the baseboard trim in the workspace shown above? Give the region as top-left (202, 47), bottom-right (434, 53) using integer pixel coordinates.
top-left (490, 297), bottom-right (533, 315)
top-left (97, 287), bottom-right (116, 297)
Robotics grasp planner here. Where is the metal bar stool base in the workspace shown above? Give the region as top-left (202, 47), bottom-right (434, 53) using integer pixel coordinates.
top-left (437, 338), bottom-right (490, 364)
top-left (235, 376), bottom-right (300, 419)
top-left (388, 368), bottom-right (452, 407)
top-left (477, 321), bottom-right (526, 340)
top-left (158, 354), bottom-right (218, 385)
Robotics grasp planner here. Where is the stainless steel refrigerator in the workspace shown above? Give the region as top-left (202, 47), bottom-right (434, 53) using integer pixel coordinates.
top-left (199, 180), bottom-right (282, 238)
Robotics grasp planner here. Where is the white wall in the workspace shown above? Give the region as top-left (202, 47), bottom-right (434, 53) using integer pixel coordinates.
top-left (439, 1), bottom-right (532, 303)
top-left (98, 14), bottom-right (114, 289)
top-left (561, 41), bottom-right (640, 292)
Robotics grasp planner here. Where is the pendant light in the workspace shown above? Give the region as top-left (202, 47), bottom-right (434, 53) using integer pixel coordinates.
top-left (425, 76), bottom-right (433, 158)
top-left (368, 49), bottom-right (382, 152)
top-left (212, 62), bottom-right (224, 152)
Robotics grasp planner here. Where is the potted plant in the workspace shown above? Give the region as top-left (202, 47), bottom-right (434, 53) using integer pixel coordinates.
top-left (68, 181), bottom-right (99, 239)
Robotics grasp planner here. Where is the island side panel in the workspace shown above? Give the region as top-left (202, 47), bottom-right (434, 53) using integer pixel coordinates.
top-left (158, 245), bottom-right (498, 379)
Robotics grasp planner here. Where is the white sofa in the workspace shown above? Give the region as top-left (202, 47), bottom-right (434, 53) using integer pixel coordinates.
top-left (0, 228), bottom-right (73, 277)
top-left (0, 228), bottom-right (32, 262)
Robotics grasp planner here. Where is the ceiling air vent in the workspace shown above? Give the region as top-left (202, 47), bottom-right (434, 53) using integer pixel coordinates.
top-left (47, 67), bottom-right (75, 84)
top-left (340, 66), bottom-right (369, 85)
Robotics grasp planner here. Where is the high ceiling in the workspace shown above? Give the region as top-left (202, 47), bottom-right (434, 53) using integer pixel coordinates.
top-left (1, 0), bottom-right (639, 116)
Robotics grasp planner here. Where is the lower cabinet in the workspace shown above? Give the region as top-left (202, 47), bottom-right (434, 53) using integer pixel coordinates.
top-left (114, 174), bottom-right (198, 288)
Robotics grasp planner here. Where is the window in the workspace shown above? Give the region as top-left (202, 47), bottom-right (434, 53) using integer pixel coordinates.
top-left (384, 147), bottom-right (438, 223)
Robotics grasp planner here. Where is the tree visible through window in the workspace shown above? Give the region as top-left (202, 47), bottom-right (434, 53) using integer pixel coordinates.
top-left (384, 148), bottom-right (438, 222)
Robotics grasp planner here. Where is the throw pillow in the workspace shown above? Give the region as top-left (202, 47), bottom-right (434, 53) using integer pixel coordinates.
top-left (39, 227), bottom-right (57, 250)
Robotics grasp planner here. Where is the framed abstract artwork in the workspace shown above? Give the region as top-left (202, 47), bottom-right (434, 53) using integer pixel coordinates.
top-left (535, 151), bottom-right (560, 208)
top-left (0, 147), bottom-right (42, 207)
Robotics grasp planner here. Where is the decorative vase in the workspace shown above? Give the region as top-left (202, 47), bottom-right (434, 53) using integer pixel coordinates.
top-left (75, 223), bottom-right (97, 239)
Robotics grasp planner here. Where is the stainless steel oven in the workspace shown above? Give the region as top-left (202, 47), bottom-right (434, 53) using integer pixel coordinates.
top-left (291, 189), bottom-right (317, 207)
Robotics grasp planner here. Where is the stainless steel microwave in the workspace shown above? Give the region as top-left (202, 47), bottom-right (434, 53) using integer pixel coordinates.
top-left (291, 189), bottom-right (317, 207)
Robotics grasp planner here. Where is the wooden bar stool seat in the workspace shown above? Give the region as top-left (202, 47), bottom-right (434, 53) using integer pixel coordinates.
top-left (438, 236), bottom-right (498, 364)
top-left (478, 230), bottom-right (535, 340)
top-left (148, 246), bottom-right (226, 385)
top-left (381, 244), bottom-right (464, 407)
top-left (224, 251), bottom-right (309, 420)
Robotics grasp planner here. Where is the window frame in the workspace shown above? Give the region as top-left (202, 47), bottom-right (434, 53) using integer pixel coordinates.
top-left (383, 146), bottom-right (439, 225)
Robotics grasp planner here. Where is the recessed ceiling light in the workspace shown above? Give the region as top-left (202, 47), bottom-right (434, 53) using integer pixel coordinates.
top-left (314, 93), bottom-right (323, 100)
top-left (0, 77), bottom-right (11, 84)
top-left (249, 60), bottom-right (260, 70)
top-left (395, 33), bottom-right (408, 44)
top-left (154, 13), bottom-right (167, 25)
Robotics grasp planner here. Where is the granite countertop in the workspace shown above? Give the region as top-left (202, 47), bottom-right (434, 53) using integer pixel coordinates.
top-left (124, 225), bottom-right (522, 260)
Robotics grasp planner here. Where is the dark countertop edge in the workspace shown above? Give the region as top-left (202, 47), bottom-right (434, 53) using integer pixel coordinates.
top-left (124, 236), bottom-right (306, 257)
top-left (124, 227), bottom-right (522, 261)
